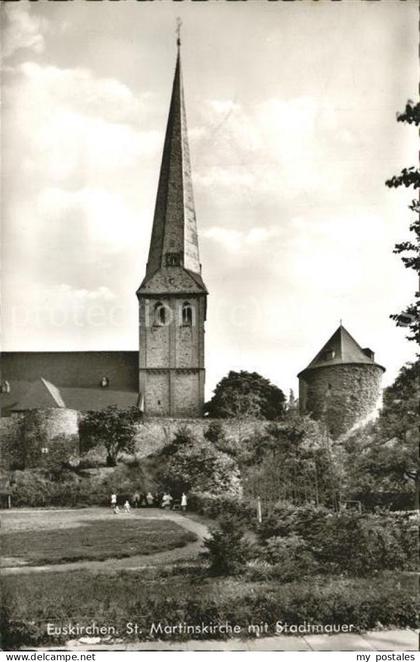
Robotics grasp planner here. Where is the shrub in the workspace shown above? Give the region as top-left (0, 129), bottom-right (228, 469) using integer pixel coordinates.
top-left (262, 535), bottom-right (319, 581)
top-left (258, 503), bottom-right (418, 577)
top-left (78, 445), bottom-right (107, 469)
top-left (202, 514), bottom-right (254, 575)
top-left (156, 429), bottom-right (242, 496)
top-left (189, 492), bottom-right (256, 524)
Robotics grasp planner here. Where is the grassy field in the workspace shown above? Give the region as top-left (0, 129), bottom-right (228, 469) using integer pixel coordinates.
top-left (1, 518), bottom-right (197, 566)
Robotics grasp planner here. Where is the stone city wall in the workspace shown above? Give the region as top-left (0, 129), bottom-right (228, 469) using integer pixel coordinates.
top-left (0, 411), bottom-right (267, 470)
top-left (0, 408), bottom-right (79, 470)
top-left (23, 408), bottom-right (79, 468)
top-left (0, 415), bottom-right (24, 470)
top-left (133, 417), bottom-right (268, 458)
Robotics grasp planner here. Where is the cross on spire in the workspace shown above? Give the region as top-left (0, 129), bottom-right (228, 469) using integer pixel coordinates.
top-left (176, 17), bottom-right (182, 48)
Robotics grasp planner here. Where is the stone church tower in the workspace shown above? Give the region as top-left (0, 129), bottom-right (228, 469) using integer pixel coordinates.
top-left (137, 40), bottom-right (207, 418)
top-left (298, 325), bottom-right (385, 438)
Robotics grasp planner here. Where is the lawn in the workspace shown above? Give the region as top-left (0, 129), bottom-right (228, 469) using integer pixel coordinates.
top-left (1, 519), bottom-right (197, 566)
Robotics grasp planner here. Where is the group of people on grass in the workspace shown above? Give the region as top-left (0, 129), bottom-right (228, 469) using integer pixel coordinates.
top-left (110, 490), bottom-right (187, 514)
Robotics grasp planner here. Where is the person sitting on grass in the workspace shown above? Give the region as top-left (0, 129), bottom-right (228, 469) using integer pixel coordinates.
top-left (161, 492), bottom-right (173, 510)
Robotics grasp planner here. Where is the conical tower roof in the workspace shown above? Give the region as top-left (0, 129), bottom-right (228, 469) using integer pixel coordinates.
top-left (298, 325), bottom-right (385, 377)
top-left (139, 42), bottom-right (205, 292)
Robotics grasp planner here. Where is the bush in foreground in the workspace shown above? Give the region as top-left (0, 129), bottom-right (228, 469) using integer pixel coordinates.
top-left (202, 514), bottom-right (254, 575)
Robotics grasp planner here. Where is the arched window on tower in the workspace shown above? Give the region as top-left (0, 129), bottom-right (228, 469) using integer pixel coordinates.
top-left (182, 301), bottom-right (193, 326)
top-left (154, 301), bottom-right (168, 326)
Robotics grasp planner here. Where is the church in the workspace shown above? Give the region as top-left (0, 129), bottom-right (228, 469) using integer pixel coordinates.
top-left (0, 38), bottom-right (384, 432)
top-left (0, 39), bottom-right (207, 419)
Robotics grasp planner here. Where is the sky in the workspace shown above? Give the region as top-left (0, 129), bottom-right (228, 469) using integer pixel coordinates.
top-left (1, 0), bottom-right (418, 400)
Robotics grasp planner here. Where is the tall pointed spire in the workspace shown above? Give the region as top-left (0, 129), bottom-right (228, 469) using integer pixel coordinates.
top-left (144, 33), bottom-right (202, 280)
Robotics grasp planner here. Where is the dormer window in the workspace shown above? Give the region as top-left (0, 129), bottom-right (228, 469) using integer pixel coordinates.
top-left (165, 252), bottom-right (181, 267)
top-left (182, 302), bottom-right (193, 326)
top-left (154, 301), bottom-right (169, 326)
top-left (323, 350), bottom-right (336, 361)
top-left (363, 348), bottom-right (374, 360)
top-left (100, 377), bottom-right (109, 388)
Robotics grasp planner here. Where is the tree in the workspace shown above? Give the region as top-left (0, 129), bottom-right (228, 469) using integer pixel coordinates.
top-left (202, 514), bottom-right (253, 575)
top-left (342, 362), bottom-right (419, 510)
top-left (385, 100), bottom-right (420, 345)
top-left (378, 361), bottom-right (419, 508)
top-left (241, 414), bottom-right (342, 509)
top-left (157, 427), bottom-right (241, 496)
top-left (205, 370), bottom-right (285, 420)
top-left (379, 360), bottom-right (420, 443)
top-left (79, 406), bottom-right (142, 466)
top-left (286, 389), bottom-right (298, 411)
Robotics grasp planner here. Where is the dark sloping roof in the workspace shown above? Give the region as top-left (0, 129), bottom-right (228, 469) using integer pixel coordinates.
top-left (12, 378), bottom-right (65, 411)
top-left (0, 351), bottom-right (140, 415)
top-left (0, 380), bottom-right (32, 414)
top-left (1, 381), bottom-right (140, 415)
top-left (298, 325), bottom-right (385, 377)
top-left (1, 351), bottom-right (138, 389)
top-left (60, 386), bottom-right (140, 411)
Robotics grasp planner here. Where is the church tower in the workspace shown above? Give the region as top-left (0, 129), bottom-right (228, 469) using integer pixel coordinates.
top-left (136, 34), bottom-right (208, 418)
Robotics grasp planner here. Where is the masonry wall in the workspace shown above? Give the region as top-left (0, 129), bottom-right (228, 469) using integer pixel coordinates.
top-left (299, 363), bottom-right (384, 439)
top-left (142, 372), bottom-right (170, 417)
top-left (0, 415), bottom-right (24, 470)
top-left (134, 417), bottom-right (268, 458)
top-left (139, 294), bottom-right (206, 417)
top-left (0, 413), bottom-right (267, 470)
top-left (22, 409), bottom-right (79, 468)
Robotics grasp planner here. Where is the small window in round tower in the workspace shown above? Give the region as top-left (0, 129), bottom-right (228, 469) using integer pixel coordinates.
top-left (182, 301), bottom-right (193, 326)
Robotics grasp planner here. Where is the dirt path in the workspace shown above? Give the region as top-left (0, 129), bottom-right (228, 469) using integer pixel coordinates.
top-left (0, 508), bottom-right (209, 575)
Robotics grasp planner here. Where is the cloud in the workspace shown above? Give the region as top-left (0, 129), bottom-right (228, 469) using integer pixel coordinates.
top-left (2, 60), bottom-right (160, 277)
top-left (192, 94), bottom-right (366, 208)
top-left (4, 62), bottom-right (160, 186)
top-left (204, 226), bottom-right (277, 253)
top-left (2, 4), bottom-right (46, 59)
top-left (2, 281), bottom-right (135, 351)
top-left (37, 186), bottom-right (141, 251)
top-left (17, 61), bottom-right (148, 124)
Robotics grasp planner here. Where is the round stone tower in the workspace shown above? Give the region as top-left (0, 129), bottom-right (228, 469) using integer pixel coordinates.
top-left (298, 325), bottom-right (385, 439)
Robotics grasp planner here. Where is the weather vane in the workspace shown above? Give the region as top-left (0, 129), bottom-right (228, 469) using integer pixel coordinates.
top-left (176, 17), bottom-right (182, 48)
